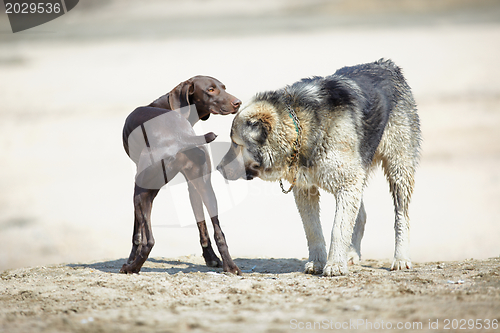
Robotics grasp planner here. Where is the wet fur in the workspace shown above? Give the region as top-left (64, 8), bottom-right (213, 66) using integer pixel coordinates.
top-left (218, 59), bottom-right (421, 276)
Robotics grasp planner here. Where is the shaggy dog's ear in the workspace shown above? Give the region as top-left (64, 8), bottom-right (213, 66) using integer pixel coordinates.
top-left (246, 114), bottom-right (273, 144)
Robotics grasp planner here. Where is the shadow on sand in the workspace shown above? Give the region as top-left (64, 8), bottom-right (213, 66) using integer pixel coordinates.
top-left (68, 257), bottom-right (306, 275)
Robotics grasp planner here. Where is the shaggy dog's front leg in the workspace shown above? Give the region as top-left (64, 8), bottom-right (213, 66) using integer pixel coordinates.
top-left (293, 186), bottom-right (326, 275)
top-left (324, 188), bottom-right (363, 276)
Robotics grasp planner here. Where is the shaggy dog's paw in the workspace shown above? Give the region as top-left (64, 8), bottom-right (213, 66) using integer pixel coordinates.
top-left (391, 259), bottom-right (412, 271)
top-left (347, 250), bottom-right (360, 265)
top-left (322, 262), bottom-right (348, 276)
top-left (304, 261), bottom-right (324, 275)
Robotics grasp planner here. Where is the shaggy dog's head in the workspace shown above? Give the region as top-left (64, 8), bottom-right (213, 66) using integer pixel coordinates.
top-left (217, 98), bottom-right (295, 181)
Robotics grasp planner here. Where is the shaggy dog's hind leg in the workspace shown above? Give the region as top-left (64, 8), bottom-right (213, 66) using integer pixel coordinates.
top-left (347, 200), bottom-right (366, 265)
top-left (381, 157), bottom-right (415, 271)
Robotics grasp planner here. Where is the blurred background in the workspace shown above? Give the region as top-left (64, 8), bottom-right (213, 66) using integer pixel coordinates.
top-left (1, 0), bottom-right (499, 270)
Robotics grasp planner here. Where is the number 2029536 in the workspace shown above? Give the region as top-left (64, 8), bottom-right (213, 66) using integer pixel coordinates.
top-left (443, 319), bottom-right (498, 330)
top-left (5, 2), bottom-right (61, 14)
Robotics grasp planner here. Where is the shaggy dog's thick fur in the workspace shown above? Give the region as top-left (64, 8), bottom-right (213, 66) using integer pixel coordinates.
top-left (218, 59), bottom-right (421, 276)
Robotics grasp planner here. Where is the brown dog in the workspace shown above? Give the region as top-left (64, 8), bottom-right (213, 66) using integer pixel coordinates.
top-left (121, 76), bottom-right (242, 274)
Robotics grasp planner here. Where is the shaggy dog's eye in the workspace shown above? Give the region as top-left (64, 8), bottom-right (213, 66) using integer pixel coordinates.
top-left (246, 120), bottom-right (259, 128)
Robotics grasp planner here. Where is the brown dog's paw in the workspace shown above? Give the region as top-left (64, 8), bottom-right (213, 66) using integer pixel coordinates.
top-left (204, 132), bottom-right (217, 143)
top-left (224, 263), bottom-right (242, 275)
top-left (204, 255), bottom-right (222, 268)
top-left (120, 264), bottom-right (140, 274)
top-left (202, 245), bottom-right (223, 268)
top-left (206, 260), bottom-right (221, 268)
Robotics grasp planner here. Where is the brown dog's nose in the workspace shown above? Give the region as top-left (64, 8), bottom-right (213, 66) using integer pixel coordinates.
top-left (231, 99), bottom-right (242, 110)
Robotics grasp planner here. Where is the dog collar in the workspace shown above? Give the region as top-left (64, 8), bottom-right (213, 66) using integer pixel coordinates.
top-left (279, 95), bottom-right (302, 194)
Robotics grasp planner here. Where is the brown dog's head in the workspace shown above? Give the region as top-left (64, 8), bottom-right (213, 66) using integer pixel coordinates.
top-left (169, 76), bottom-right (241, 121)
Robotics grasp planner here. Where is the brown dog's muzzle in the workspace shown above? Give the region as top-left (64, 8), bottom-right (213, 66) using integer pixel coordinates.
top-left (230, 98), bottom-right (242, 113)
top-left (209, 96), bottom-right (241, 115)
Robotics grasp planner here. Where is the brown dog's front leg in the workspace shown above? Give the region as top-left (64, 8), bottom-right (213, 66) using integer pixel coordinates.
top-left (211, 216), bottom-right (241, 275)
top-left (120, 186), bottom-right (158, 274)
top-left (197, 220), bottom-right (222, 268)
top-left (187, 181), bottom-right (222, 268)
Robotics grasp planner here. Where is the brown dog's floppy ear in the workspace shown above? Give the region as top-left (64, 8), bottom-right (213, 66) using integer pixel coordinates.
top-left (168, 80), bottom-right (194, 110)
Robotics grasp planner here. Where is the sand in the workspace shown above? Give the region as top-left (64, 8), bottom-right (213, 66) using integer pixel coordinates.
top-left (1, 257), bottom-right (499, 332)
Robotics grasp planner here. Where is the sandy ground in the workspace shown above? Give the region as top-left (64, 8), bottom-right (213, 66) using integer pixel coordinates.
top-left (1, 1), bottom-right (500, 331)
top-left (1, 257), bottom-right (499, 332)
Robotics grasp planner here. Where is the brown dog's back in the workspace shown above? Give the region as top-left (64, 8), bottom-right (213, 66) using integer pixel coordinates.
top-left (122, 106), bottom-right (172, 157)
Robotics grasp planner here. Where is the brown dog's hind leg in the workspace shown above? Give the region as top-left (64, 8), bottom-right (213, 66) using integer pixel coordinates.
top-left (120, 185), bottom-right (159, 274)
top-left (126, 215), bottom-right (142, 264)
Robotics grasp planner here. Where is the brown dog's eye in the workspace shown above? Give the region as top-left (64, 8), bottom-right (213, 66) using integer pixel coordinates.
top-left (207, 87), bottom-right (215, 93)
